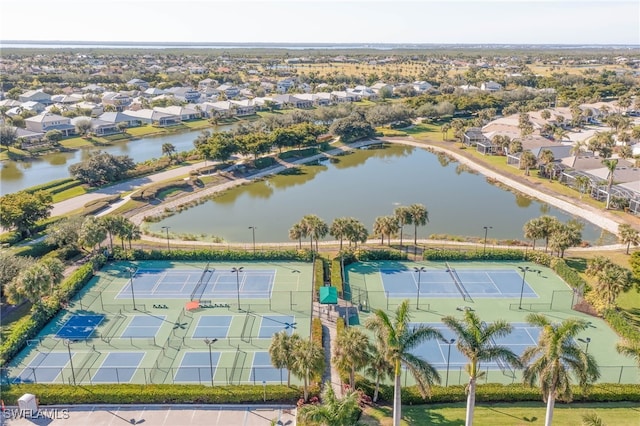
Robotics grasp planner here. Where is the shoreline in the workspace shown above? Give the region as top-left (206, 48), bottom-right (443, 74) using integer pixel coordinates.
top-left (127, 137), bottom-right (626, 246)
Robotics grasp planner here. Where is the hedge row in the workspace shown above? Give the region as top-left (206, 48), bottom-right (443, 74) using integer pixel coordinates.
top-left (311, 318), bottom-right (323, 349)
top-left (354, 378), bottom-right (640, 404)
top-left (550, 257), bottom-right (589, 290)
top-left (131, 179), bottom-right (192, 201)
top-left (314, 257), bottom-right (324, 292)
top-left (11, 241), bottom-right (57, 258)
top-left (46, 179), bottom-right (83, 195)
top-left (83, 194), bottom-right (120, 208)
top-left (604, 309), bottom-right (640, 342)
top-left (353, 249), bottom-right (407, 261)
top-left (0, 216), bottom-right (63, 246)
top-left (0, 384), bottom-right (301, 405)
top-left (81, 194), bottom-right (121, 215)
top-left (336, 316), bottom-right (345, 337)
top-left (23, 177), bottom-right (75, 194)
top-left (423, 248), bottom-right (529, 261)
top-left (113, 247), bottom-right (314, 262)
top-left (331, 258), bottom-right (343, 296)
top-left (0, 256), bottom-right (105, 366)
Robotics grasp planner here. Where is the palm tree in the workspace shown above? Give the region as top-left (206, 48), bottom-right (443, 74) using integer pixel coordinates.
top-left (442, 311), bottom-right (523, 426)
top-left (330, 217), bottom-right (351, 251)
top-left (298, 383), bottom-right (363, 426)
top-left (616, 340), bottom-right (640, 366)
top-left (582, 412), bottom-right (606, 426)
top-left (394, 206), bottom-right (411, 248)
top-left (521, 314), bottom-right (600, 426)
top-left (618, 224), bottom-right (640, 254)
top-left (538, 215), bottom-right (560, 253)
top-left (602, 159), bottom-right (618, 209)
top-left (373, 216), bottom-right (387, 245)
top-left (333, 327), bottom-right (371, 388)
top-left (291, 338), bottom-right (325, 401)
top-left (554, 127), bottom-right (568, 143)
top-left (162, 143), bottom-right (177, 163)
top-left (374, 215), bottom-right (399, 247)
top-left (593, 264), bottom-right (632, 308)
top-left (406, 203), bottom-right (428, 246)
top-left (100, 216), bottom-right (121, 251)
top-left (365, 344), bottom-right (394, 403)
top-left (301, 214), bottom-right (328, 251)
top-left (574, 175), bottom-right (591, 199)
top-left (520, 151), bottom-right (538, 176)
top-left (268, 331), bottom-right (301, 387)
top-left (41, 258), bottom-right (65, 295)
top-left (365, 300), bottom-right (443, 426)
top-left (288, 222), bottom-right (304, 249)
top-left (14, 263), bottom-right (52, 305)
top-left (345, 218), bottom-right (368, 248)
top-left (523, 217), bottom-right (544, 250)
top-left (441, 123), bottom-right (451, 141)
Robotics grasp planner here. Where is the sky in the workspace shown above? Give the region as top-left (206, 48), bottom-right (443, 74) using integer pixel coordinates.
top-left (1, 0), bottom-right (639, 45)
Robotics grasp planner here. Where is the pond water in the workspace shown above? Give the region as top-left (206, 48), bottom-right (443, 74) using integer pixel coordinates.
top-left (148, 144), bottom-right (615, 245)
top-left (0, 124), bottom-right (235, 195)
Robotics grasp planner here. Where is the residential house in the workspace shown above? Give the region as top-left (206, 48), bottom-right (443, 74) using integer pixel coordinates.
top-left (11, 126), bottom-right (45, 147)
top-left (273, 94), bottom-right (313, 109)
top-left (123, 109), bottom-right (180, 127)
top-left (198, 78), bottom-right (218, 90)
top-left (348, 86), bottom-right (377, 100)
top-left (143, 87), bottom-right (167, 98)
top-left (102, 92), bottom-right (133, 111)
top-left (458, 84), bottom-right (480, 92)
top-left (413, 81), bottom-right (433, 93)
top-left (166, 87), bottom-right (201, 103)
top-left (229, 100), bottom-right (256, 116)
top-left (251, 97), bottom-right (283, 111)
top-left (81, 84), bottom-right (105, 93)
top-left (19, 89), bottom-right (52, 105)
top-left (199, 101), bottom-right (234, 118)
top-left (98, 111), bottom-right (142, 128)
top-left (71, 116), bottom-right (119, 136)
top-left (154, 105), bottom-right (203, 121)
top-left (20, 101), bottom-right (46, 114)
top-left (295, 93), bottom-right (331, 107)
top-left (25, 112), bottom-right (75, 136)
top-left (216, 84), bottom-right (240, 99)
top-left (463, 127), bottom-right (495, 155)
top-left (370, 82), bottom-right (393, 95)
top-left (277, 78), bottom-right (296, 93)
top-left (480, 81), bottom-right (503, 92)
top-left (74, 101), bottom-right (104, 116)
top-left (51, 94), bottom-right (83, 105)
top-left (331, 91), bottom-right (359, 103)
top-left (127, 78), bottom-right (150, 90)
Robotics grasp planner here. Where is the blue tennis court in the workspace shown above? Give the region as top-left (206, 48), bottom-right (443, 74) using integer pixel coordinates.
top-left (121, 315), bottom-right (164, 338)
top-left (92, 352), bottom-right (144, 383)
top-left (174, 351), bottom-right (221, 383)
top-left (13, 352), bottom-right (71, 383)
top-left (192, 316), bottom-right (232, 339)
top-left (116, 269), bottom-right (275, 300)
top-left (409, 322), bottom-right (540, 370)
top-left (55, 314), bottom-right (105, 339)
top-left (380, 269), bottom-right (538, 299)
top-left (249, 351), bottom-right (287, 383)
top-left (258, 315), bottom-right (296, 338)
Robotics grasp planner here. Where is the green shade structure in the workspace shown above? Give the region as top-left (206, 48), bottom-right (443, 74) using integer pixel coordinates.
top-left (319, 286), bottom-right (338, 304)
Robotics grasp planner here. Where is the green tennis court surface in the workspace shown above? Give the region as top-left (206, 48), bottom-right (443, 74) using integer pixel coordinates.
top-left (3, 260), bottom-right (313, 386)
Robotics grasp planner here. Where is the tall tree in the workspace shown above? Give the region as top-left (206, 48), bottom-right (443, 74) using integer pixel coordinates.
top-left (521, 314), bottom-right (600, 426)
top-left (330, 217), bottom-right (351, 251)
top-left (333, 327), bottom-right (371, 388)
top-left (523, 217), bottom-right (544, 250)
top-left (365, 300), bottom-right (443, 426)
top-left (442, 311), bottom-right (523, 426)
top-left (301, 214), bottom-right (329, 251)
top-left (0, 125), bottom-right (18, 150)
top-left (406, 203), bottom-right (429, 246)
top-left (394, 206), bottom-right (411, 248)
top-left (616, 340), bottom-right (640, 367)
top-left (46, 215), bottom-right (85, 252)
top-left (291, 338), bottom-right (325, 401)
top-left (618, 224), bottom-right (639, 255)
top-left (10, 263), bottom-right (52, 305)
top-left (162, 143), bottom-right (177, 163)
top-left (520, 151), bottom-right (538, 176)
top-left (538, 215), bottom-right (561, 253)
top-left (268, 331), bottom-right (301, 387)
top-left (365, 344), bottom-right (394, 403)
top-left (602, 159), bottom-right (618, 210)
top-left (79, 216), bottom-right (107, 253)
top-left (0, 191), bottom-right (53, 237)
top-left (100, 216), bottom-right (122, 251)
top-left (288, 222), bottom-right (304, 249)
top-left (344, 218), bottom-right (368, 248)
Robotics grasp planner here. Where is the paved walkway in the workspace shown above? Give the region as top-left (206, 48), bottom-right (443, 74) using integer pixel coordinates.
top-left (315, 301), bottom-right (343, 398)
top-left (2, 404), bottom-right (296, 426)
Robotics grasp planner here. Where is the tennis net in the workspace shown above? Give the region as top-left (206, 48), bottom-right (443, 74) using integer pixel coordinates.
top-left (445, 262), bottom-right (469, 301)
top-left (190, 262), bottom-right (212, 301)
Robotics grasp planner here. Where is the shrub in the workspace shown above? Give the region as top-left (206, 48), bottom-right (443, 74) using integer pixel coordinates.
top-left (603, 309), bottom-right (640, 342)
top-left (311, 318), bottom-right (323, 349)
top-left (23, 178), bottom-right (75, 194)
top-left (81, 201), bottom-right (110, 216)
top-left (132, 179), bottom-right (192, 201)
top-left (112, 247), bottom-right (313, 263)
top-left (331, 258), bottom-right (343, 296)
top-left (314, 257), bottom-right (324, 292)
top-left (355, 249), bottom-right (407, 261)
top-left (0, 384), bottom-right (301, 405)
top-left (336, 317), bottom-right (345, 337)
top-left (11, 241), bottom-right (57, 258)
top-left (550, 257), bottom-right (588, 290)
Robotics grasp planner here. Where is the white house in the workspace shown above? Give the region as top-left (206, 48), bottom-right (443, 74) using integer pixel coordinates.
top-left (481, 81), bottom-right (503, 92)
top-left (19, 89), bottom-right (52, 105)
top-left (413, 81), bottom-right (433, 93)
top-left (370, 83), bottom-right (393, 95)
top-left (123, 109), bottom-right (181, 127)
top-left (154, 105), bottom-right (202, 121)
top-left (277, 78), bottom-right (296, 93)
top-left (25, 112), bottom-right (75, 136)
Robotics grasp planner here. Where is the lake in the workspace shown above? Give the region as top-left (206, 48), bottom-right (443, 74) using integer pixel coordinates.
top-left (148, 144), bottom-right (614, 244)
top-left (0, 125), bottom-right (234, 195)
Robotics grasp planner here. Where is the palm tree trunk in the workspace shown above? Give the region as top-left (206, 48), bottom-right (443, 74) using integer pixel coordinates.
top-left (399, 225), bottom-right (403, 248)
top-left (414, 224), bottom-right (418, 246)
top-left (465, 377), bottom-right (476, 426)
top-left (339, 238), bottom-right (343, 251)
top-left (309, 237), bottom-right (313, 251)
top-left (303, 373), bottom-right (309, 401)
top-left (393, 369), bottom-right (402, 426)
top-left (374, 378), bottom-right (380, 402)
top-left (298, 238), bottom-right (301, 249)
top-left (627, 241), bottom-right (631, 255)
top-left (287, 369), bottom-right (291, 387)
top-left (350, 368), bottom-right (355, 388)
top-left (545, 391), bottom-right (555, 426)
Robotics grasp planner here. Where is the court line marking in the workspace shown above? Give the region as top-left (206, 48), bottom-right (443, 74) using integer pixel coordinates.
top-left (91, 352), bottom-right (145, 384)
top-left (483, 273), bottom-right (502, 294)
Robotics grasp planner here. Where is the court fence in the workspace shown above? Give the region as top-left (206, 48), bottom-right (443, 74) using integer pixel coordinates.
top-left (3, 364), bottom-right (637, 386)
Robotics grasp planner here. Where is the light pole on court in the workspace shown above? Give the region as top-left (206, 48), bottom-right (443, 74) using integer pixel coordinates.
top-left (232, 267), bottom-right (244, 311)
top-left (518, 266), bottom-right (531, 309)
top-left (161, 226), bottom-right (171, 251)
top-left (414, 266), bottom-right (426, 310)
top-left (204, 338), bottom-right (218, 386)
top-left (248, 226), bottom-right (257, 254)
top-left (445, 338), bottom-right (455, 387)
top-left (64, 339), bottom-right (76, 386)
top-left (127, 266), bottom-right (137, 311)
top-left (483, 226), bottom-right (492, 255)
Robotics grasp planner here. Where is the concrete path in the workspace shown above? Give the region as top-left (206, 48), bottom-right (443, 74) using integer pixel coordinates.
top-left (315, 301), bottom-right (344, 398)
top-left (2, 404), bottom-right (296, 426)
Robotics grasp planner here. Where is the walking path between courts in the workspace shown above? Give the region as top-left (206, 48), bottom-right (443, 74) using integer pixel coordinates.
top-left (1, 404), bottom-right (296, 426)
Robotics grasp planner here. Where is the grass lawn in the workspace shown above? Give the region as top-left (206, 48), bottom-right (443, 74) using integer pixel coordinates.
top-left (125, 126), bottom-right (165, 137)
top-left (60, 136), bottom-right (108, 148)
top-left (0, 146), bottom-right (31, 161)
top-left (50, 185), bottom-right (88, 203)
top-left (0, 302), bottom-right (32, 342)
top-left (361, 402), bottom-right (640, 425)
top-left (181, 119), bottom-right (212, 129)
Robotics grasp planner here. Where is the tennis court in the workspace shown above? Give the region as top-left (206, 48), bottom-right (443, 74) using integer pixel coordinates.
top-left (116, 268), bottom-right (276, 300)
top-left (3, 260), bottom-right (313, 387)
top-left (380, 268), bottom-right (537, 299)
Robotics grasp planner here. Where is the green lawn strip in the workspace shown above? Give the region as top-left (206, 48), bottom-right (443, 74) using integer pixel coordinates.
top-left (0, 146), bottom-right (32, 160)
top-left (50, 184), bottom-right (89, 203)
top-left (0, 303), bottom-right (32, 342)
top-left (363, 402), bottom-right (640, 426)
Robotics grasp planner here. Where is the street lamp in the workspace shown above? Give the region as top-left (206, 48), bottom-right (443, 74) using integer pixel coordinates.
top-left (232, 267), bottom-right (244, 310)
top-left (64, 339), bottom-right (76, 386)
top-left (262, 380), bottom-right (267, 402)
top-left (585, 337), bottom-right (591, 354)
top-left (414, 266), bottom-right (426, 310)
top-left (483, 226), bottom-right (493, 255)
top-left (161, 226), bottom-right (171, 251)
top-left (127, 266), bottom-right (137, 311)
top-left (248, 226), bottom-right (257, 254)
top-left (204, 338), bottom-right (218, 386)
top-left (445, 338), bottom-right (455, 387)
top-left (518, 266), bottom-right (531, 309)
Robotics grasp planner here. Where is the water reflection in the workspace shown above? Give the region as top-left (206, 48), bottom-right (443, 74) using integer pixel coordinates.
top-left (515, 194), bottom-right (533, 208)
